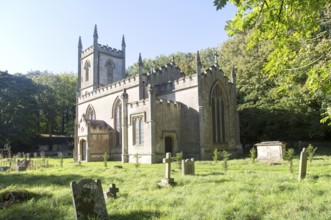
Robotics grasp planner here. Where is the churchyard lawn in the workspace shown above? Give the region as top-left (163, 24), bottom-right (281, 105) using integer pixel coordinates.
top-left (0, 152), bottom-right (330, 219)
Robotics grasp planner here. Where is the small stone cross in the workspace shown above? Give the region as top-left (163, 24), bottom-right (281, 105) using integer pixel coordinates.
top-left (158, 152), bottom-right (176, 187)
top-left (105, 183), bottom-right (119, 199)
top-left (163, 152), bottom-right (172, 179)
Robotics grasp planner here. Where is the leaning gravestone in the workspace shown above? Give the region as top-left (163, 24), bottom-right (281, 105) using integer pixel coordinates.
top-left (182, 158), bottom-right (195, 176)
top-left (158, 152), bottom-right (176, 187)
top-left (298, 148), bottom-right (308, 181)
top-left (71, 179), bottom-right (109, 220)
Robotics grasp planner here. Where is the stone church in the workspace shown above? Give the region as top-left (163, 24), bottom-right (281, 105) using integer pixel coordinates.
top-left (73, 25), bottom-right (241, 164)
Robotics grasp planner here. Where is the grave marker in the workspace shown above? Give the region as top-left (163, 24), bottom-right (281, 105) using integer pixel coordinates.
top-left (104, 183), bottom-right (119, 199)
top-left (182, 158), bottom-right (195, 176)
top-left (255, 141), bottom-right (286, 162)
top-left (158, 152), bottom-right (176, 187)
top-left (16, 159), bottom-right (30, 171)
top-left (298, 148), bottom-right (308, 181)
top-left (71, 179), bottom-right (109, 220)
top-left (40, 151), bottom-right (45, 158)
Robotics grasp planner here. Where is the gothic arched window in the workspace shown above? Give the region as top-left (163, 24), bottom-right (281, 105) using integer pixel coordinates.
top-left (211, 85), bottom-right (225, 144)
top-left (114, 100), bottom-right (122, 147)
top-left (105, 59), bottom-right (115, 83)
top-left (84, 60), bottom-right (91, 82)
top-left (86, 104), bottom-right (96, 120)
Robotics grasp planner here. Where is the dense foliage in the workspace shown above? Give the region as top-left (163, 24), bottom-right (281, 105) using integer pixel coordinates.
top-left (0, 72), bottom-right (39, 151)
top-left (0, 71), bottom-right (76, 151)
top-left (214, 0), bottom-right (331, 126)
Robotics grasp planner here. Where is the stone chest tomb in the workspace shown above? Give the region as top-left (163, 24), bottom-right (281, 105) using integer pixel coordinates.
top-left (255, 141), bottom-right (286, 162)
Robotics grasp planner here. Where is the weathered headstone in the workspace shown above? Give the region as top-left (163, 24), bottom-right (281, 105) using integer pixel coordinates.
top-left (158, 152), bottom-right (176, 187)
top-left (16, 152), bottom-right (22, 158)
top-left (298, 148), bottom-right (308, 181)
top-left (71, 179), bottom-right (109, 220)
top-left (40, 151), bottom-right (45, 158)
top-left (104, 183), bottom-right (119, 199)
top-left (33, 152), bottom-right (38, 158)
top-left (16, 159), bottom-right (30, 171)
top-left (182, 158), bottom-right (195, 176)
top-left (0, 166), bottom-right (10, 171)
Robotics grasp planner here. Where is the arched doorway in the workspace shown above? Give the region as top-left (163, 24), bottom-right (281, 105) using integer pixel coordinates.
top-left (165, 136), bottom-right (173, 154)
top-left (81, 140), bottom-right (87, 161)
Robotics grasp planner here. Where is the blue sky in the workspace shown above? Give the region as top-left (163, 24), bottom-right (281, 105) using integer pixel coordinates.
top-left (0, 0), bottom-right (236, 74)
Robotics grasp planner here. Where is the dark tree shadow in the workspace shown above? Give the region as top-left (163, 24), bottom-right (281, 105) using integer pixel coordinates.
top-left (0, 173), bottom-right (84, 188)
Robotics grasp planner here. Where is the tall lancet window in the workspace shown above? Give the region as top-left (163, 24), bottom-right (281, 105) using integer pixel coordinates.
top-left (133, 116), bottom-right (144, 145)
top-left (114, 100), bottom-right (122, 147)
top-left (105, 59), bottom-right (114, 83)
top-left (86, 105), bottom-right (96, 120)
top-left (212, 85), bottom-right (226, 144)
top-left (84, 60), bottom-right (91, 82)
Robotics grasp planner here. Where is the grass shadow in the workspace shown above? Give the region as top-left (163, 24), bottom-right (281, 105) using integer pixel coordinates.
top-left (109, 210), bottom-right (161, 220)
top-left (195, 172), bottom-right (224, 177)
top-left (0, 173), bottom-right (84, 188)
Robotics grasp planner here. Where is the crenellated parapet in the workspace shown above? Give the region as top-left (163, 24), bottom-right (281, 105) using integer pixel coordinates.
top-left (128, 99), bottom-right (148, 108)
top-left (156, 99), bottom-right (181, 109)
top-left (146, 62), bottom-right (185, 86)
top-left (201, 64), bottom-right (235, 91)
top-left (81, 44), bottom-right (124, 59)
top-left (81, 45), bottom-right (95, 58)
top-left (78, 75), bottom-right (139, 103)
top-left (97, 44), bottom-right (124, 58)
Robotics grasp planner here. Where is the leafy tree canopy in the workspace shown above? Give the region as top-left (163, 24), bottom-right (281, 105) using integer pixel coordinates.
top-left (214, 0), bottom-right (331, 125)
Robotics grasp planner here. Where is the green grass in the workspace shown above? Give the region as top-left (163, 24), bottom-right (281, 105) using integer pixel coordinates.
top-left (0, 154), bottom-right (331, 220)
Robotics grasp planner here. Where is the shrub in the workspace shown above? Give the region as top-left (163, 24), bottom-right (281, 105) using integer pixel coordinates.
top-left (306, 144), bottom-right (317, 166)
top-left (212, 148), bottom-right (221, 164)
top-left (249, 147), bottom-right (257, 164)
top-left (59, 153), bottom-right (64, 167)
top-left (103, 152), bottom-right (109, 168)
top-left (283, 148), bottom-right (295, 174)
top-left (176, 151), bottom-right (183, 169)
top-left (221, 150), bottom-right (231, 173)
top-left (133, 153), bottom-right (141, 169)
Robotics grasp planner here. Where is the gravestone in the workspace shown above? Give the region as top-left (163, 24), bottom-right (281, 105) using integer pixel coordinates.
top-left (71, 179), bottom-right (109, 220)
top-left (298, 148), bottom-right (308, 181)
top-left (182, 158), bottom-right (195, 176)
top-left (40, 151), bottom-right (45, 158)
top-left (104, 183), bottom-right (119, 199)
top-left (0, 166), bottom-right (10, 171)
top-left (16, 152), bottom-right (22, 158)
top-left (256, 141), bottom-right (286, 162)
top-left (16, 159), bottom-right (30, 171)
top-left (158, 152), bottom-right (176, 187)
top-left (33, 152), bottom-right (38, 158)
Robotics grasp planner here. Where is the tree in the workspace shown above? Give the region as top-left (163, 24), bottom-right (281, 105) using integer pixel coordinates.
top-left (27, 71), bottom-right (76, 150)
top-left (219, 33), bottom-right (331, 143)
top-left (0, 72), bottom-right (39, 150)
top-left (214, 0), bottom-right (331, 126)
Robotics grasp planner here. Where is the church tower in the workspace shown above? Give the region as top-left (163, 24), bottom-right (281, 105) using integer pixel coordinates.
top-left (78, 25), bottom-right (126, 95)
